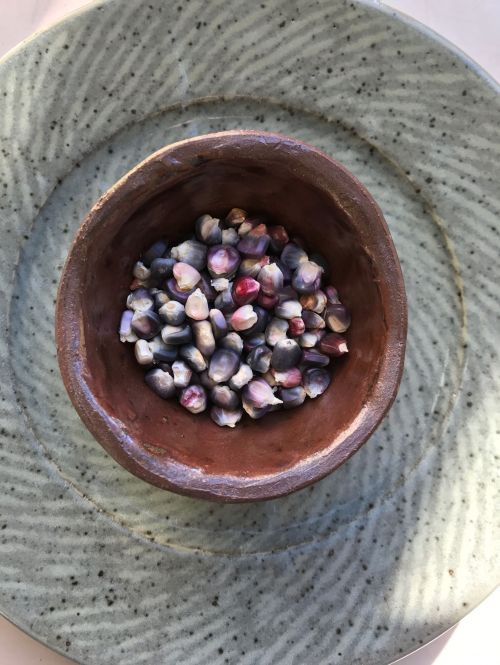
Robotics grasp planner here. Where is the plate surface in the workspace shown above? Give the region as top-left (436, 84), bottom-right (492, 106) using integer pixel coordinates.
top-left (0, 1), bottom-right (499, 663)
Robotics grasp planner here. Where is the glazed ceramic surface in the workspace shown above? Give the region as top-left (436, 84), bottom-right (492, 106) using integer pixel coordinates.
top-left (0, 0), bottom-right (498, 663)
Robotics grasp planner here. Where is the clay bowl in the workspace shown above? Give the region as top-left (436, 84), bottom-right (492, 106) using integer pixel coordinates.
top-left (55, 130), bottom-right (407, 502)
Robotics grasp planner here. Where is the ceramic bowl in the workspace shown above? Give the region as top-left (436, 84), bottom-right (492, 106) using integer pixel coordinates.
top-left (55, 130), bottom-right (407, 501)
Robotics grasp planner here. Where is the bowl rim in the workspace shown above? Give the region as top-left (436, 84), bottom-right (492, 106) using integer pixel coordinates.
top-left (55, 129), bottom-right (408, 502)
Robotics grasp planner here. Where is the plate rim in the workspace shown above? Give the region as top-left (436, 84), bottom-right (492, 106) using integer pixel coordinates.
top-left (1, 0), bottom-right (497, 94)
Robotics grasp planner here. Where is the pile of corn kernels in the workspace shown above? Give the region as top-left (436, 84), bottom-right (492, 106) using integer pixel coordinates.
top-left (119, 208), bottom-right (350, 427)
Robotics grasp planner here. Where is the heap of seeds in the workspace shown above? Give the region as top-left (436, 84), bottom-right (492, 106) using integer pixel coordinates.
top-left (118, 209), bottom-right (350, 427)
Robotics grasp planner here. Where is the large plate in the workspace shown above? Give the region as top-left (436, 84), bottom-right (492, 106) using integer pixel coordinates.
top-left (0, 1), bottom-right (498, 663)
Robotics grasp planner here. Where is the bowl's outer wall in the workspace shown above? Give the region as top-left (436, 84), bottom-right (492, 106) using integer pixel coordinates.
top-left (56, 131), bottom-right (407, 501)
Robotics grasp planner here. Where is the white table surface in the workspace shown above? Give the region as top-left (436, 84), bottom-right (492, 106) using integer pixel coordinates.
top-left (0, 1), bottom-right (498, 664)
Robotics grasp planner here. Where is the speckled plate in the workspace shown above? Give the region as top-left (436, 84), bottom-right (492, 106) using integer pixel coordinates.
top-left (0, 1), bottom-right (498, 664)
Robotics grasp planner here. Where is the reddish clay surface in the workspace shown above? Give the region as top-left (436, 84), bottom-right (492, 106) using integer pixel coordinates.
top-left (55, 131), bottom-right (407, 502)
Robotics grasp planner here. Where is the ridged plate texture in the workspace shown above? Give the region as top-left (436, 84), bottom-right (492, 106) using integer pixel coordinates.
top-left (0, 1), bottom-right (498, 663)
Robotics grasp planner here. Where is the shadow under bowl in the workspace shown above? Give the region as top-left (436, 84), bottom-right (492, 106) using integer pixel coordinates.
top-left (55, 130), bottom-right (407, 502)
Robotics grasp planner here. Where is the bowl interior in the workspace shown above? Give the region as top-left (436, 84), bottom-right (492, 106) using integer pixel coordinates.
top-left (76, 142), bottom-right (389, 480)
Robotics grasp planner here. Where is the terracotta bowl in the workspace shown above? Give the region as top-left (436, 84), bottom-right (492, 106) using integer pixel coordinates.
top-left (55, 130), bottom-right (407, 502)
